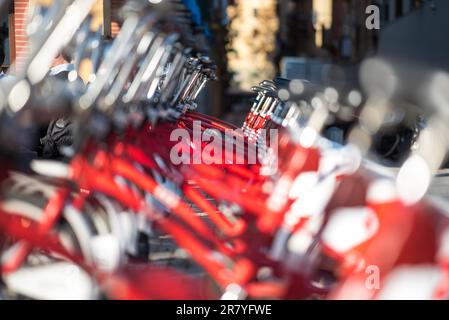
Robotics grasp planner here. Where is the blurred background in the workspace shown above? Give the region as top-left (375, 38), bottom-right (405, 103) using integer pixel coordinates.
top-left (1, 0), bottom-right (448, 154)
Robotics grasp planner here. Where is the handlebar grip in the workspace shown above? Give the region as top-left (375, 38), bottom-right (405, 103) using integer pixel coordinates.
top-left (89, 0), bottom-right (104, 32)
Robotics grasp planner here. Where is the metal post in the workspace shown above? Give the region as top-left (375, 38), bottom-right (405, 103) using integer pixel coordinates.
top-left (103, 0), bottom-right (111, 37)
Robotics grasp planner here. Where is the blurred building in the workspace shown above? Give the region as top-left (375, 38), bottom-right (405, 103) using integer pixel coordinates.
top-left (0, 1), bottom-right (13, 71)
top-left (226, 0), bottom-right (279, 91)
top-left (278, 0), bottom-right (424, 61)
top-left (329, 0), bottom-right (425, 61)
top-left (2, 0), bottom-right (125, 71)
